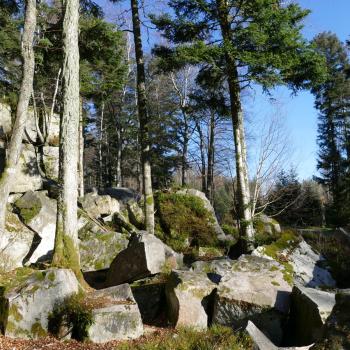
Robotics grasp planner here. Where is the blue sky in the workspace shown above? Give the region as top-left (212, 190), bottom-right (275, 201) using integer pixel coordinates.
top-left (251, 0), bottom-right (349, 179)
top-left (96, 0), bottom-right (349, 179)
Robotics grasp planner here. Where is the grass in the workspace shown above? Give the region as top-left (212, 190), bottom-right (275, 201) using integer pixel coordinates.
top-left (117, 325), bottom-right (253, 350)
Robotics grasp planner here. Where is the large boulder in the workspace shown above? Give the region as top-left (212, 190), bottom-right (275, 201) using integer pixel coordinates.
top-left (0, 143), bottom-right (43, 193)
top-left (211, 255), bottom-right (292, 345)
top-left (165, 270), bottom-right (217, 329)
top-left (246, 321), bottom-right (314, 350)
top-left (253, 237), bottom-right (335, 288)
top-left (42, 146), bottom-right (59, 180)
top-left (102, 187), bottom-right (140, 208)
top-left (14, 191), bottom-right (57, 263)
top-left (0, 103), bottom-right (12, 139)
top-left (85, 284), bottom-right (143, 343)
top-left (290, 285), bottom-right (336, 346)
top-left (311, 290), bottom-right (350, 350)
top-left (176, 188), bottom-right (228, 242)
top-left (0, 211), bottom-right (35, 272)
top-left (80, 191), bottom-right (120, 219)
top-left (78, 217), bottom-right (128, 272)
top-left (131, 277), bottom-right (166, 324)
top-left (0, 268), bottom-right (80, 339)
top-left (106, 232), bottom-right (181, 286)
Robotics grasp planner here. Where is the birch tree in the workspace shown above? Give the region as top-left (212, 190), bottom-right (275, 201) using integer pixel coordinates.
top-left (0, 0), bottom-right (37, 231)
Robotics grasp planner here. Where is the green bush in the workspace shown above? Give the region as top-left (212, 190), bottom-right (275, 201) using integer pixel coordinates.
top-left (48, 294), bottom-right (93, 341)
top-left (118, 325), bottom-right (253, 350)
top-left (155, 191), bottom-right (218, 252)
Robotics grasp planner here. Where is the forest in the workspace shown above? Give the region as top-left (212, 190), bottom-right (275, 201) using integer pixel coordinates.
top-left (0, 0), bottom-right (349, 349)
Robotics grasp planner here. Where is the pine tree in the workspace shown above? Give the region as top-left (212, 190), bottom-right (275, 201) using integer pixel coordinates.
top-left (152, 0), bottom-right (326, 250)
top-left (312, 32), bottom-right (350, 225)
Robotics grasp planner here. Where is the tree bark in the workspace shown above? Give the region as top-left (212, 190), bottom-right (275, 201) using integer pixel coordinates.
top-left (206, 111), bottom-right (215, 203)
top-left (181, 112), bottom-right (189, 187)
top-left (216, 0), bottom-right (255, 251)
top-left (0, 0), bottom-right (36, 232)
top-left (78, 97), bottom-right (84, 197)
top-left (52, 0), bottom-right (83, 282)
top-left (131, 0), bottom-right (154, 234)
top-left (196, 121), bottom-right (206, 193)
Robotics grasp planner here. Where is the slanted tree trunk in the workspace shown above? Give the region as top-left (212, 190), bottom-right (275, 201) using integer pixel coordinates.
top-left (131, 0), bottom-right (154, 234)
top-left (0, 0), bottom-right (36, 232)
top-left (78, 97), bottom-right (84, 197)
top-left (216, 0), bottom-right (255, 251)
top-left (206, 111), bottom-right (215, 203)
top-left (52, 0), bottom-right (83, 281)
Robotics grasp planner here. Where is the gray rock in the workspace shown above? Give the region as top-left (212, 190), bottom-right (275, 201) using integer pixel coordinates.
top-left (310, 290), bottom-right (350, 350)
top-left (212, 255), bottom-right (292, 345)
top-left (131, 279), bottom-right (166, 324)
top-left (79, 218), bottom-right (128, 272)
top-left (102, 187), bottom-right (140, 208)
top-left (165, 270), bottom-right (217, 329)
top-left (127, 200), bottom-right (145, 229)
top-left (255, 214), bottom-right (282, 234)
top-left (0, 102), bottom-right (12, 139)
top-left (0, 211), bottom-right (35, 272)
top-left (253, 239), bottom-right (336, 288)
top-left (246, 321), bottom-right (314, 350)
top-left (0, 143), bottom-right (43, 193)
top-left (42, 146), bottom-right (59, 180)
top-left (46, 113), bottom-right (60, 146)
top-left (106, 233), bottom-right (167, 286)
top-left (0, 268), bottom-right (80, 339)
top-left (290, 284), bottom-right (336, 346)
top-left (86, 284), bottom-right (143, 343)
top-left (14, 191), bottom-right (57, 264)
top-left (80, 191), bottom-right (120, 219)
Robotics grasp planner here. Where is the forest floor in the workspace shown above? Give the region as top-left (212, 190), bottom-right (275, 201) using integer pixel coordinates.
top-left (0, 326), bottom-right (167, 350)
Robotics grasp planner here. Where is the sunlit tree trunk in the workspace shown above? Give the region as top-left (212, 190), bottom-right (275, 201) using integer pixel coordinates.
top-left (52, 0), bottom-right (83, 281)
top-left (216, 0), bottom-right (255, 251)
top-left (196, 121), bottom-right (206, 194)
top-left (206, 111), bottom-right (215, 203)
top-left (0, 0), bottom-right (36, 232)
top-left (131, 0), bottom-right (154, 234)
top-left (78, 97), bottom-right (84, 197)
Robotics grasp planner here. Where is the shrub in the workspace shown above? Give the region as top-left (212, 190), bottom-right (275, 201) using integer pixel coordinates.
top-left (48, 294), bottom-right (93, 341)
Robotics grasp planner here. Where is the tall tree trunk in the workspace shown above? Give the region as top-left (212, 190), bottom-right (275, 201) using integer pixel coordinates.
top-left (196, 121), bottom-right (206, 193)
top-left (52, 0), bottom-right (83, 282)
top-left (98, 102), bottom-right (104, 189)
top-left (216, 0), bottom-right (255, 251)
top-left (0, 0), bottom-right (36, 232)
top-left (116, 127), bottom-right (122, 187)
top-left (181, 112), bottom-right (189, 187)
top-left (131, 0), bottom-right (154, 234)
top-left (78, 97), bottom-right (84, 197)
top-left (206, 111), bottom-right (215, 203)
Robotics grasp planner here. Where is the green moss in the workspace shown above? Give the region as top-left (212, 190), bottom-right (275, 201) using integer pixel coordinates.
top-left (9, 304), bottom-right (22, 322)
top-left (261, 230), bottom-right (300, 286)
top-left (222, 225), bottom-right (239, 240)
top-left (154, 191), bottom-right (219, 253)
top-left (271, 280), bottom-right (280, 286)
top-left (47, 272), bottom-right (56, 282)
top-left (0, 267), bottom-right (37, 293)
top-left (14, 196), bottom-right (42, 224)
top-left (31, 321), bottom-right (47, 337)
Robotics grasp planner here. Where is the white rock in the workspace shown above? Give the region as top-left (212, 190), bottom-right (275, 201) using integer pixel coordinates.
top-left (86, 284), bottom-right (143, 343)
top-left (0, 269), bottom-right (80, 339)
top-left (166, 270), bottom-right (217, 329)
top-left (0, 211), bottom-right (34, 271)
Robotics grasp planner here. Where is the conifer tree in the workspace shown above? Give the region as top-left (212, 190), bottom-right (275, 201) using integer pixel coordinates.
top-left (152, 0), bottom-right (326, 250)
